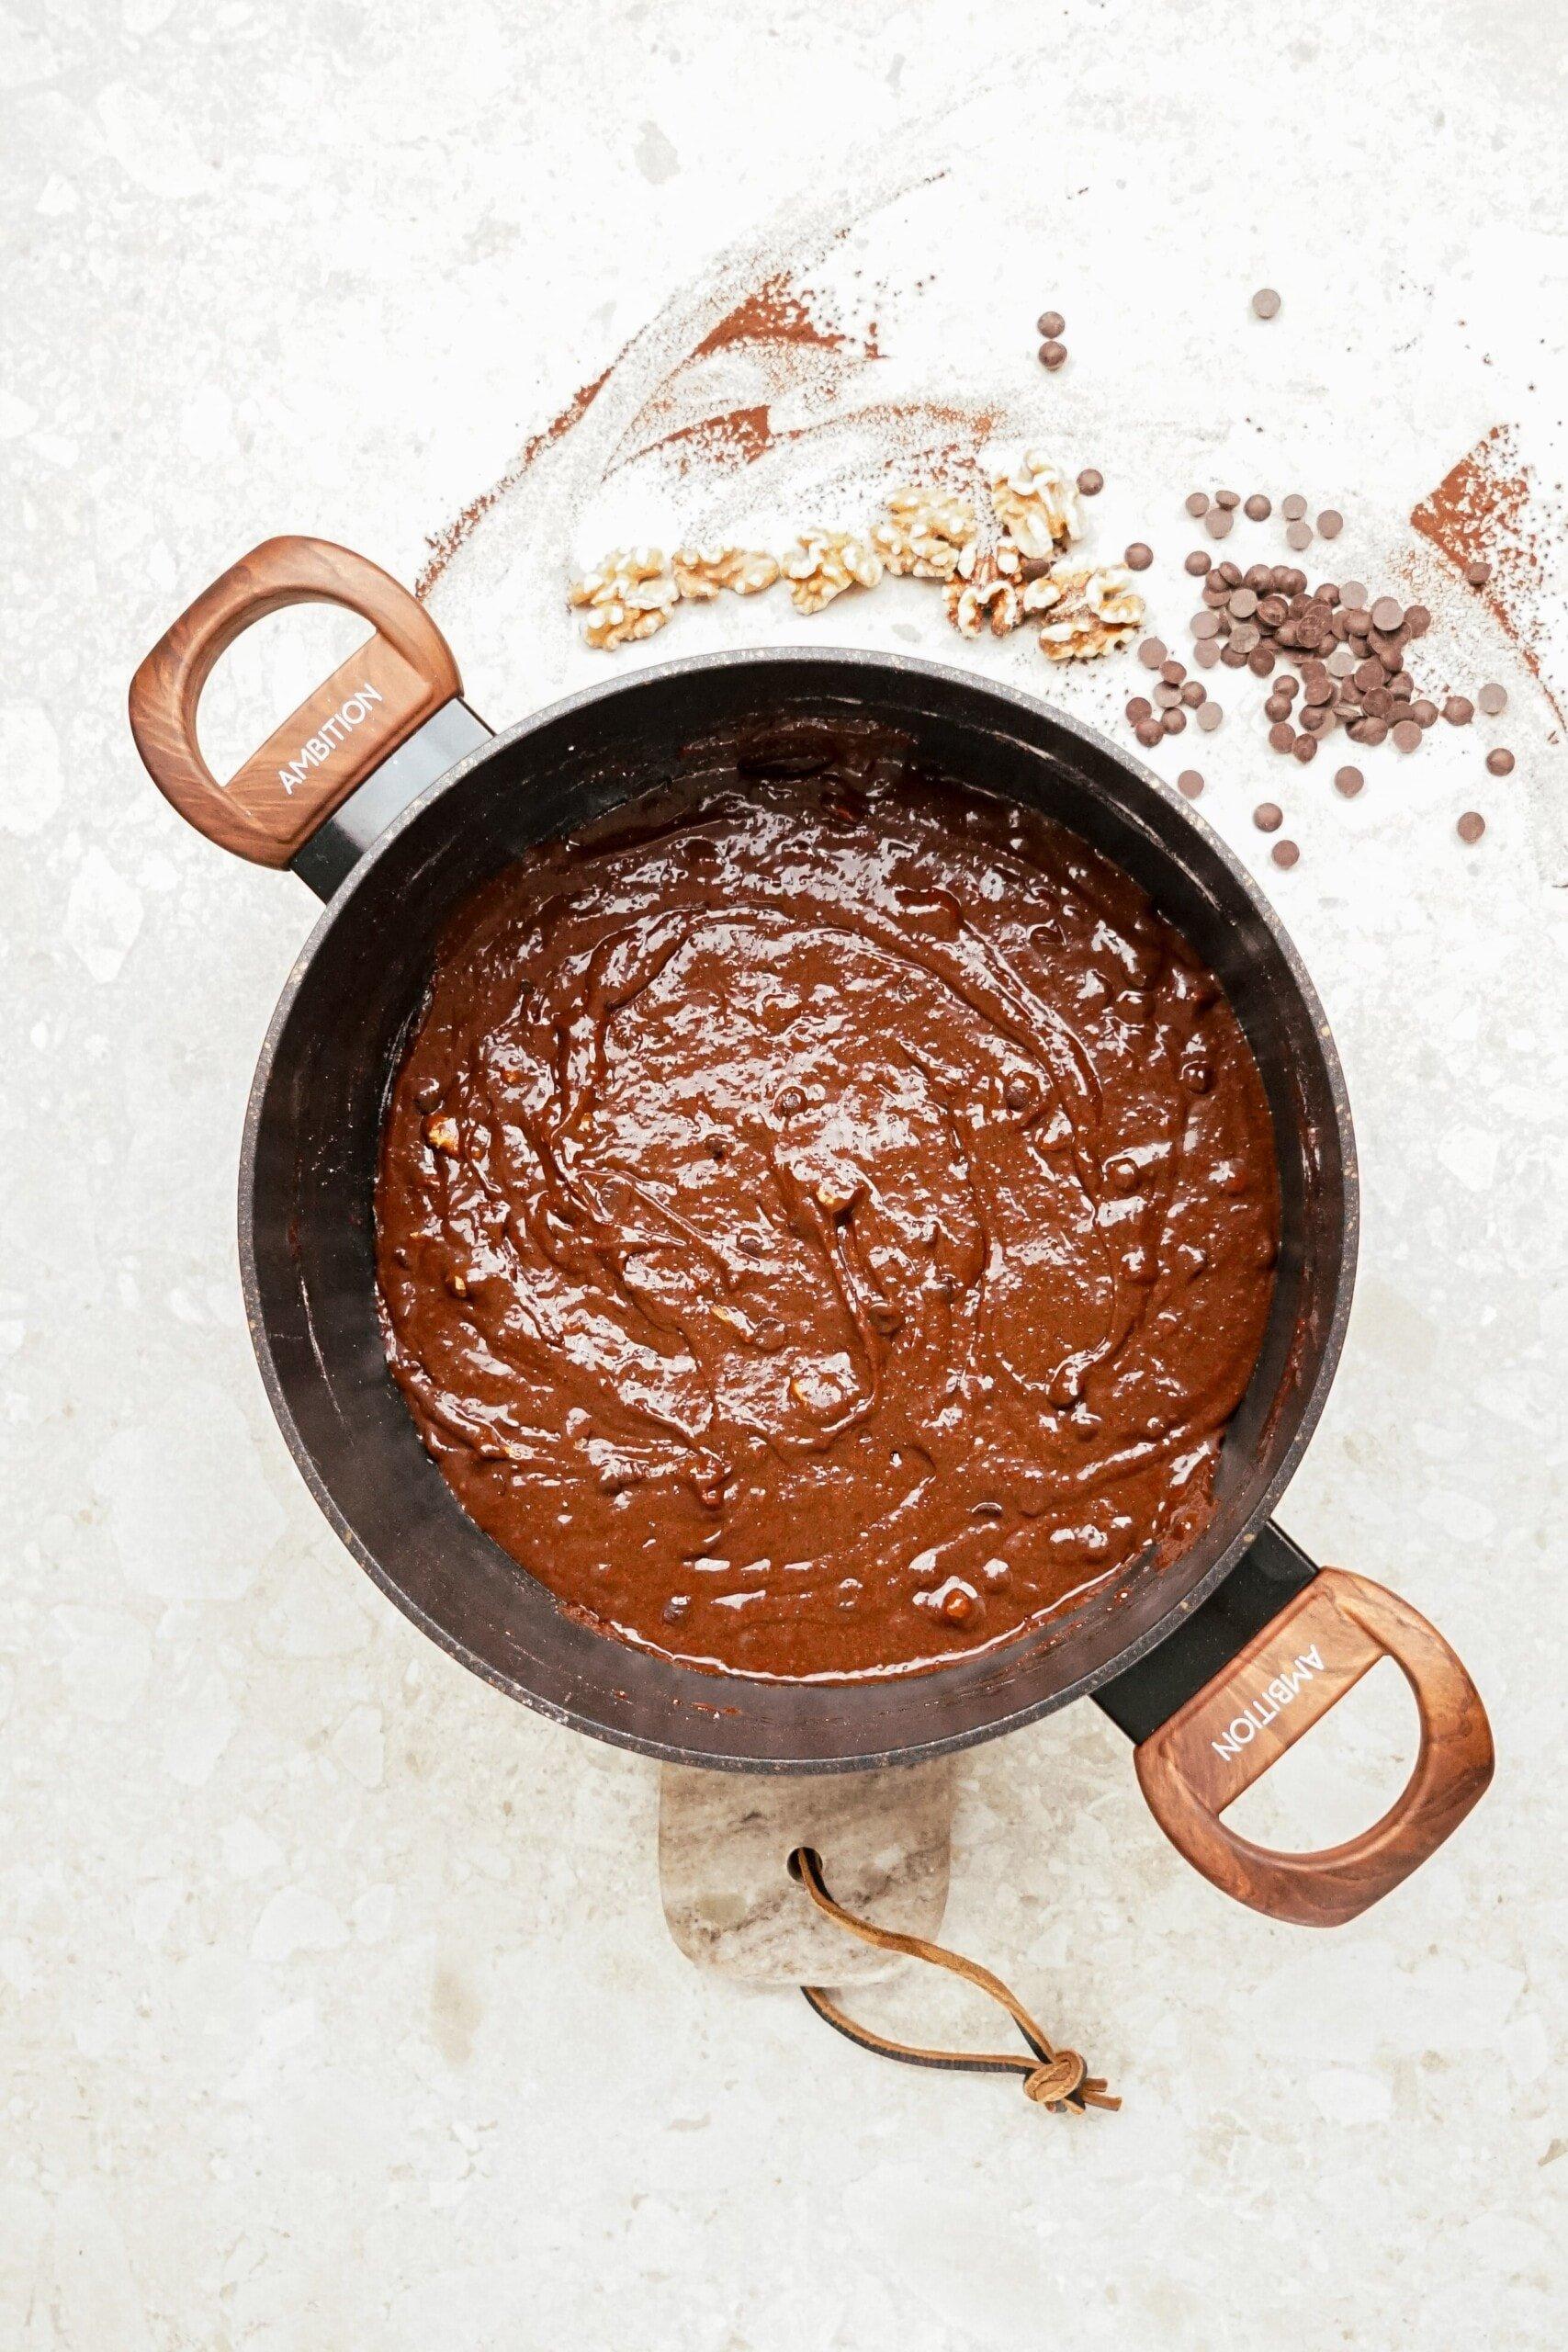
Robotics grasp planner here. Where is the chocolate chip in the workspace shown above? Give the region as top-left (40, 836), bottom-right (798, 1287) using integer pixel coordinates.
top-left (1228, 586), bottom-right (1258, 618)
top-left (1281, 493), bottom-right (1307, 522)
top-left (1252, 287), bottom-right (1281, 319)
top-left (1371, 596), bottom-right (1403, 631)
top-left (1135, 718), bottom-right (1164, 748)
top-left (1457, 810), bottom-right (1486, 842)
top-left (1442, 695), bottom-right (1474, 725)
top-left (1185, 549), bottom-right (1212, 577)
top-left (1077, 467), bottom-right (1104, 497)
top-left (1271, 839), bottom-right (1300, 868)
top-left (1392, 718), bottom-right (1423, 752)
top-left (1162, 708), bottom-right (1187, 734)
top-left (1190, 612), bottom-right (1221, 640)
top-left (1217, 561), bottom-right (1244, 586)
top-left (1125, 695), bottom-right (1152, 721)
top-left (1334, 764), bottom-right (1364, 797)
top-left (1039, 340), bottom-right (1067, 369)
top-left (1353, 658), bottom-right (1383, 693)
top-left (1285, 520), bottom-right (1313, 550)
top-left (1316, 509), bottom-right (1343, 539)
top-left (1244, 493), bottom-right (1271, 521)
top-left (1268, 722), bottom-right (1295, 753)
top-left (1486, 747), bottom-right (1515, 775)
top-left (778, 1086), bottom-right (806, 1116)
top-left (1204, 507), bottom-right (1235, 539)
top-left (1185, 492), bottom-right (1211, 517)
top-left (1125, 542), bottom-right (1154, 571)
top-left (1465, 559), bottom-right (1491, 586)
top-left (1215, 489), bottom-right (1240, 510)
top-left (1352, 717), bottom-right (1389, 746)
top-left (1196, 702), bottom-right (1223, 731)
top-left (1194, 640), bottom-right (1220, 669)
top-left (1293, 733), bottom-right (1320, 763)
top-left (1339, 580), bottom-right (1368, 607)
top-left (1411, 699), bottom-right (1438, 728)
top-left (1180, 680), bottom-right (1206, 707)
top-left (1477, 683), bottom-right (1507, 715)
top-left (1154, 683), bottom-right (1182, 709)
top-left (1265, 691), bottom-right (1292, 720)
top-left (1219, 644), bottom-right (1247, 668)
top-left (1299, 705), bottom-right (1331, 734)
top-left (1228, 622), bottom-right (1261, 654)
top-left (1254, 801), bottom-right (1284, 831)
top-left (1139, 638), bottom-right (1168, 668)
top-left (1247, 645), bottom-right (1277, 677)
top-left (1404, 604), bottom-right (1431, 637)
top-left (1037, 311), bottom-right (1066, 339)
top-left (1177, 769), bottom-right (1204, 798)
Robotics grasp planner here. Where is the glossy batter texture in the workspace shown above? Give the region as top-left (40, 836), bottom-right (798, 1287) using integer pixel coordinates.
top-left (375, 760), bottom-right (1280, 1679)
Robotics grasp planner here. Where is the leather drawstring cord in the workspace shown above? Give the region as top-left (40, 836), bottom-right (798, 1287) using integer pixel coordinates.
top-left (790, 1847), bottom-right (1119, 2115)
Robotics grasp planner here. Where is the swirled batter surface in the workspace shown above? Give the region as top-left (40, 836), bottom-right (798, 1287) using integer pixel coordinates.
top-left (375, 763), bottom-right (1279, 1679)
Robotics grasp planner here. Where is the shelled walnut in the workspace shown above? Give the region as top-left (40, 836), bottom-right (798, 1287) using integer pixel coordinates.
top-left (989, 452), bottom-right (1083, 560)
top-left (1032, 567), bottom-right (1145, 661)
top-left (781, 530), bottom-right (885, 615)
top-left (568, 548), bottom-right (679, 649)
top-left (672, 545), bottom-right (781, 600)
top-left (945, 558), bottom-right (1022, 638)
top-left (873, 487), bottom-right (979, 581)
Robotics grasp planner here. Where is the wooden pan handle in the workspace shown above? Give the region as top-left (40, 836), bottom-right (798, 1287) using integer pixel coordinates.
top-left (1134, 1568), bottom-right (1494, 1926)
top-left (129, 535), bottom-right (462, 868)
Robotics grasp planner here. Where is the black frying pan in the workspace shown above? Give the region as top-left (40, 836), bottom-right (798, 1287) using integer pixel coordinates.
top-left (130, 537), bottom-right (1493, 1925)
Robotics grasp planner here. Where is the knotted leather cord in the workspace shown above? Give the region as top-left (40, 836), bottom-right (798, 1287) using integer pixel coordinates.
top-left (791, 1848), bottom-right (1119, 2115)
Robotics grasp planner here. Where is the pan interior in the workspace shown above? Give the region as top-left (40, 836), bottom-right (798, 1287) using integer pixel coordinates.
top-left (243, 652), bottom-right (1353, 1770)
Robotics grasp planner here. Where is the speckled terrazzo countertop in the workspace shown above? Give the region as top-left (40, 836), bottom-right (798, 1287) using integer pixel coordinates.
top-left (4, 5), bottom-right (1566, 2346)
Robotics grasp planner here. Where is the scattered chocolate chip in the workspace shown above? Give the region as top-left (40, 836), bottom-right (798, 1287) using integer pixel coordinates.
top-left (1271, 839), bottom-right (1300, 868)
top-left (1160, 658), bottom-right (1186, 683)
top-left (1405, 605), bottom-right (1431, 636)
top-left (1248, 645), bottom-right (1277, 677)
top-left (1392, 718), bottom-right (1423, 752)
top-left (1177, 769), bottom-right (1204, 799)
top-left (1443, 695), bottom-right (1474, 725)
top-left (1371, 596), bottom-right (1404, 631)
top-left (1486, 747), bottom-right (1515, 776)
top-left (1180, 680), bottom-right (1206, 707)
top-left (1244, 493), bottom-right (1271, 521)
top-left (1037, 310), bottom-right (1066, 339)
top-left (1204, 507), bottom-right (1235, 540)
top-left (1316, 510), bottom-right (1343, 540)
top-left (1185, 492), bottom-right (1211, 518)
top-left (1285, 520), bottom-right (1313, 550)
top-left (1077, 467), bottom-right (1103, 495)
top-left (1228, 585), bottom-right (1258, 618)
top-left (1335, 765), bottom-right (1364, 797)
top-left (1254, 801), bottom-right (1284, 831)
top-left (1215, 489), bottom-right (1240, 511)
top-left (1134, 718), bottom-right (1164, 748)
top-left (1039, 339), bottom-right (1067, 370)
top-left (1185, 549), bottom-right (1212, 577)
top-left (1196, 702), bottom-right (1223, 732)
top-left (1411, 698), bottom-right (1439, 728)
top-left (1339, 581), bottom-right (1368, 607)
top-left (1139, 638), bottom-right (1168, 669)
top-left (1125, 695), bottom-right (1152, 721)
top-left (1217, 560), bottom-right (1244, 586)
top-left (1265, 691), bottom-right (1292, 721)
top-left (1252, 287), bottom-right (1281, 319)
top-left (1162, 707), bottom-right (1187, 734)
top-left (1154, 683), bottom-right (1181, 710)
top-left (1190, 612), bottom-right (1221, 640)
top-left (1281, 493), bottom-right (1307, 522)
top-left (1465, 559), bottom-right (1492, 586)
top-left (1194, 640), bottom-right (1220, 670)
top-left (1293, 735), bottom-right (1319, 763)
top-left (1457, 810), bottom-right (1486, 842)
top-left (1125, 541), bottom-right (1154, 571)
top-left (1477, 683), bottom-right (1507, 715)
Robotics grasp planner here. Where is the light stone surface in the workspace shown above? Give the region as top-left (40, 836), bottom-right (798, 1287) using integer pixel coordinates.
top-left (5, 4), bottom-right (1567, 2347)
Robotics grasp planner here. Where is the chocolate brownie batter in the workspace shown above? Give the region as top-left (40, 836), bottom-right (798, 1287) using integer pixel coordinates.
top-left (375, 763), bottom-right (1279, 1679)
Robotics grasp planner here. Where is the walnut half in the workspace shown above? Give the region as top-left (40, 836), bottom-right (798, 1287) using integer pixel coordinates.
top-left (873, 487), bottom-right (979, 582)
top-left (673, 545), bottom-right (781, 600)
top-left (989, 451), bottom-right (1083, 560)
top-left (568, 548), bottom-right (679, 649)
top-left (782, 530), bottom-right (885, 615)
top-left (1032, 567), bottom-right (1145, 661)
